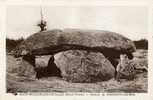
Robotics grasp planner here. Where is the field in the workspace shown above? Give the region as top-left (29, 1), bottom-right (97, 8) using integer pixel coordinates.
top-left (6, 49), bottom-right (148, 94)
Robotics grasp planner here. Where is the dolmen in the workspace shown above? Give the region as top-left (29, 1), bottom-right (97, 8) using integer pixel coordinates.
top-left (14, 28), bottom-right (136, 83)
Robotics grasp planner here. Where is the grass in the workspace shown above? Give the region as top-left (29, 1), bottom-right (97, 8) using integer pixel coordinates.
top-left (6, 49), bottom-right (148, 93)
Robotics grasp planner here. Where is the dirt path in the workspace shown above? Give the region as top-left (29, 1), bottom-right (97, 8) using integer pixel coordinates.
top-left (7, 72), bottom-right (147, 93)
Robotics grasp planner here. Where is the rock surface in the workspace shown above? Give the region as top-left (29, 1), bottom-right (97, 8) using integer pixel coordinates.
top-left (13, 29), bottom-right (136, 82)
top-left (17, 56), bottom-right (36, 78)
top-left (15, 29), bottom-right (136, 59)
top-left (55, 50), bottom-right (115, 83)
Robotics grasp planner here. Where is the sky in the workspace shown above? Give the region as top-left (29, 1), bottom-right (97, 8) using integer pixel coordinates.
top-left (6, 5), bottom-right (148, 40)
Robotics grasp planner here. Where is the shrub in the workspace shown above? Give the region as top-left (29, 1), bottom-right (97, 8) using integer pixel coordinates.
top-left (6, 37), bottom-right (24, 53)
top-left (134, 39), bottom-right (148, 50)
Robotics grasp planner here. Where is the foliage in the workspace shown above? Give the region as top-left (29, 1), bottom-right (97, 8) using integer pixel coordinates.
top-left (6, 37), bottom-right (24, 53)
top-left (134, 39), bottom-right (148, 50)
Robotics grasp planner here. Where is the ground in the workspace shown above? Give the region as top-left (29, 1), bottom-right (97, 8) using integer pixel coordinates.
top-left (6, 49), bottom-right (148, 93)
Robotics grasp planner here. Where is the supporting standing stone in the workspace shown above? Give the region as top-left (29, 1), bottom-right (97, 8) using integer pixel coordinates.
top-left (55, 50), bottom-right (115, 83)
top-left (35, 56), bottom-right (62, 79)
top-left (17, 55), bottom-right (36, 78)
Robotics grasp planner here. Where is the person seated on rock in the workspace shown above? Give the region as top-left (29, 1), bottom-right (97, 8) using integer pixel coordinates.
top-left (116, 54), bottom-right (136, 81)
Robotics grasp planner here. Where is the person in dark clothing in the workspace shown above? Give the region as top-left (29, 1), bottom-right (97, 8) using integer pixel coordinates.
top-left (37, 20), bottom-right (47, 32)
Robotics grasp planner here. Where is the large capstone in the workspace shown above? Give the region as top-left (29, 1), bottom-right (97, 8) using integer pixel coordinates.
top-left (15, 29), bottom-right (136, 59)
top-left (55, 50), bottom-right (115, 83)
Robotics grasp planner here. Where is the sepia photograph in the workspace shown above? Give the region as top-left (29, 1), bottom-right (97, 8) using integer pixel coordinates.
top-left (6, 5), bottom-right (148, 94)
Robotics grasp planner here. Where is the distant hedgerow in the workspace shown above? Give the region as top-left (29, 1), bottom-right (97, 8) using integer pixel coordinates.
top-left (6, 37), bottom-right (24, 53)
top-left (134, 39), bottom-right (148, 50)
